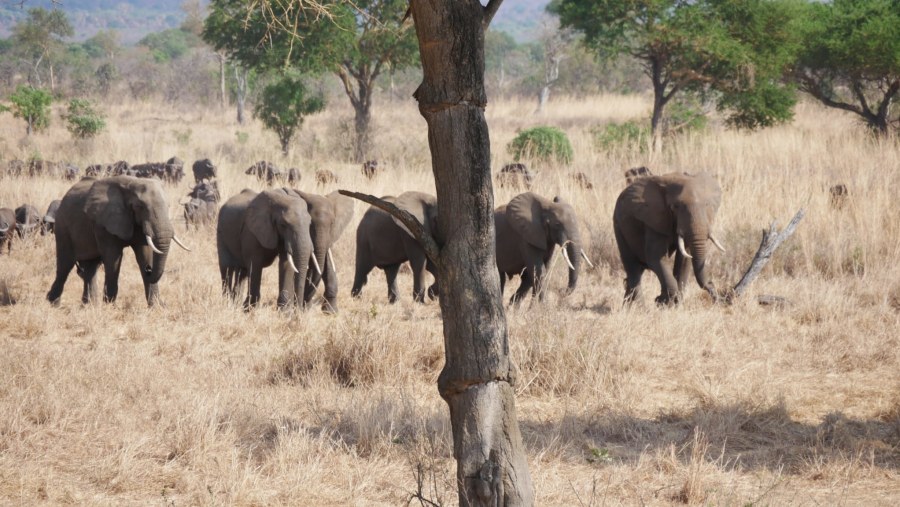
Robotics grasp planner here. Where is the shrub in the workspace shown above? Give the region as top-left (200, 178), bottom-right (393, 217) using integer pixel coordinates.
top-left (665, 101), bottom-right (709, 134)
top-left (3, 86), bottom-right (52, 136)
top-left (64, 99), bottom-right (106, 139)
top-left (255, 75), bottom-right (325, 155)
top-left (507, 126), bottom-right (573, 165)
top-left (592, 121), bottom-right (650, 152)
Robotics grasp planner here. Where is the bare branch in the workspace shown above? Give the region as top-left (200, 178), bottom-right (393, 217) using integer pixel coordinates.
top-left (483, 0), bottom-right (504, 29)
top-left (728, 209), bottom-right (805, 303)
top-left (338, 190), bottom-right (441, 266)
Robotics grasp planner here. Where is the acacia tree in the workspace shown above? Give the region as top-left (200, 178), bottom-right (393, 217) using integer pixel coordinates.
top-left (204, 0), bottom-right (418, 162)
top-left (12, 7), bottom-right (73, 90)
top-left (793, 0), bottom-right (900, 134)
top-left (551, 0), bottom-right (801, 145)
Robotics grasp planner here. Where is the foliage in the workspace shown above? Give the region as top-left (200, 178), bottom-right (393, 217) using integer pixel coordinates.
top-left (793, 0), bottom-right (900, 134)
top-left (254, 75), bottom-right (325, 154)
top-left (11, 7), bottom-right (74, 86)
top-left (95, 62), bottom-right (119, 95)
top-left (63, 98), bottom-right (106, 139)
top-left (551, 0), bottom-right (801, 136)
top-left (138, 28), bottom-right (200, 63)
top-left (507, 126), bottom-right (574, 165)
top-left (4, 85), bottom-right (52, 135)
top-left (665, 100), bottom-right (709, 134)
top-left (591, 121), bottom-right (650, 153)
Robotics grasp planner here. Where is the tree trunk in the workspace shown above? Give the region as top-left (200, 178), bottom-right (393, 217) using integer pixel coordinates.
top-left (353, 98), bottom-right (371, 164)
top-left (49, 62), bottom-right (55, 92)
top-left (234, 66), bottom-right (247, 125)
top-left (218, 53), bottom-right (227, 109)
top-left (409, 0), bottom-right (534, 505)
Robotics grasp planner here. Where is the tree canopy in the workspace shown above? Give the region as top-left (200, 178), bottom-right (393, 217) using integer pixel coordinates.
top-left (12, 7), bottom-right (74, 88)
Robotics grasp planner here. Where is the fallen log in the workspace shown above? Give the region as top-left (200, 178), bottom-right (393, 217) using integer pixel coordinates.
top-left (727, 208), bottom-right (805, 304)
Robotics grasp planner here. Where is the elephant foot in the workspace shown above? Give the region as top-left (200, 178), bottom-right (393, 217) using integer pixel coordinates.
top-left (321, 300), bottom-right (338, 314)
top-left (427, 284), bottom-right (439, 301)
top-left (654, 293), bottom-right (679, 306)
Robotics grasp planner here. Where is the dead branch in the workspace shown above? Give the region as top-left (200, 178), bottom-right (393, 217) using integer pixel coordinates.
top-left (338, 190), bottom-right (442, 267)
top-left (728, 208), bottom-right (805, 303)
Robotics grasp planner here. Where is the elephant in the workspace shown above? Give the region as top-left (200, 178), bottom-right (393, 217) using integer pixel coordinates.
top-left (216, 189), bottom-right (316, 309)
top-left (352, 191), bottom-right (439, 303)
top-left (46, 176), bottom-right (190, 306)
top-left (495, 192), bottom-right (591, 303)
top-left (613, 171), bottom-right (726, 305)
top-left (280, 189), bottom-right (354, 312)
top-left (15, 204), bottom-right (42, 238)
top-left (0, 208), bottom-right (14, 254)
top-left (42, 200), bottom-right (61, 235)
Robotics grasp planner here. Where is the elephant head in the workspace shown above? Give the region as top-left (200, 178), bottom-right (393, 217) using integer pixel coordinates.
top-left (634, 172), bottom-right (725, 296)
top-left (390, 191), bottom-right (440, 244)
top-left (82, 177), bottom-right (179, 285)
top-left (245, 190), bottom-right (314, 306)
top-left (506, 192), bottom-right (587, 294)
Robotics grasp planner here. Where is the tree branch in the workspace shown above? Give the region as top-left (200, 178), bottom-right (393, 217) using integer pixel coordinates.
top-left (728, 208), bottom-right (805, 303)
top-left (483, 0), bottom-right (504, 29)
top-left (334, 64), bottom-right (361, 108)
top-left (338, 190), bottom-right (442, 266)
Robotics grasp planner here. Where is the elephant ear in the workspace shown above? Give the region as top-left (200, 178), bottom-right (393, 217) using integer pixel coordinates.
top-left (507, 192), bottom-right (547, 249)
top-left (392, 192), bottom-right (436, 239)
top-left (246, 194), bottom-right (279, 250)
top-left (83, 179), bottom-right (133, 240)
top-left (632, 177), bottom-right (675, 235)
top-left (326, 191), bottom-right (355, 242)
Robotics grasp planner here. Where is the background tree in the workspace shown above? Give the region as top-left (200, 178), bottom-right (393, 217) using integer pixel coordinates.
top-left (3, 85), bottom-right (52, 136)
top-left (534, 18), bottom-right (575, 114)
top-left (11, 7), bottom-right (74, 90)
top-left (255, 74), bottom-right (325, 154)
top-left (64, 98), bottom-right (106, 139)
top-left (203, 0), bottom-right (418, 162)
top-left (793, 0), bottom-right (900, 134)
top-left (551, 0), bottom-right (801, 146)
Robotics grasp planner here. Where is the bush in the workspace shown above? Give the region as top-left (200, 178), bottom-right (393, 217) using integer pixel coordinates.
top-left (64, 99), bottom-right (106, 139)
top-left (3, 86), bottom-right (52, 136)
top-left (255, 75), bottom-right (325, 155)
top-left (507, 126), bottom-right (573, 165)
top-left (592, 121), bottom-right (650, 152)
top-left (665, 101), bottom-right (709, 134)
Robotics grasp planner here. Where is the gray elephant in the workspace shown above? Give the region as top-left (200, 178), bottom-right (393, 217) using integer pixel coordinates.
top-left (0, 208), bottom-right (14, 254)
top-left (47, 176), bottom-right (190, 306)
top-left (495, 192), bottom-right (590, 303)
top-left (281, 189), bottom-right (354, 312)
top-left (352, 191), bottom-right (439, 303)
top-left (613, 171), bottom-right (725, 304)
top-left (217, 189), bottom-right (316, 309)
top-left (42, 200), bottom-right (61, 235)
top-left (15, 204), bottom-right (42, 238)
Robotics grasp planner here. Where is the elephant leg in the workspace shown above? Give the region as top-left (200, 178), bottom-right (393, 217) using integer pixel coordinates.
top-left (133, 245), bottom-right (159, 306)
top-left (511, 269), bottom-right (533, 304)
top-left (245, 263), bottom-right (263, 309)
top-left (409, 254), bottom-right (429, 304)
top-left (234, 269), bottom-right (249, 303)
top-left (622, 263), bottom-right (644, 305)
top-left (276, 254), bottom-right (293, 309)
top-left (220, 266), bottom-right (233, 298)
top-left (100, 251), bottom-right (123, 303)
top-left (532, 262), bottom-right (547, 301)
top-left (77, 259), bottom-right (101, 304)
top-left (674, 251), bottom-right (691, 294)
top-left (47, 237), bottom-right (76, 304)
top-left (320, 256), bottom-right (338, 313)
top-left (383, 264), bottom-right (401, 304)
top-left (351, 249), bottom-right (373, 298)
top-left (645, 230), bottom-right (678, 305)
top-left (425, 259), bottom-right (439, 301)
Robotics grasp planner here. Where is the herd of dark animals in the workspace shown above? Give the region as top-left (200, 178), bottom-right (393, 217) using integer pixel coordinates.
top-left (0, 156), bottom-right (849, 310)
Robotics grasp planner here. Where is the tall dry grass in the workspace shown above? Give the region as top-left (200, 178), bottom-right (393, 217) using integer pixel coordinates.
top-left (0, 93), bottom-right (898, 505)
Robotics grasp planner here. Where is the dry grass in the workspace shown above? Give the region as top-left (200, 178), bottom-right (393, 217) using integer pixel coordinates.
top-left (1, 93), bottom-right (899, 505)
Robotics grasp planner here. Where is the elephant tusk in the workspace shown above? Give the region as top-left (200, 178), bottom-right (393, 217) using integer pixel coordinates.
top-left (173, 235), bottom-right (191, 252)
top-left (327, 248), bottom-right (336, 273)
top-left (561, 246), bottom-right (575, 270)
top-left (311, 254), bottom-right (323, 276)
top-left (710, 234), bottom-right (727, 253)
top-left (286, 254), bottom-right (300, 274)
top-left (677, 235), bottom-right (693, 259)
top-left (580, 249), bottom-right (595, 268)
top-left (0, 223), bottom-right (8, 233)
top-left (146, 235), bottom-right (164, 254)
top-left (43, 216), bottom-right (55, 223)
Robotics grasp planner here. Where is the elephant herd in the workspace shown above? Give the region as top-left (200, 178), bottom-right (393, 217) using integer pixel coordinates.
top-left (31, 168), bottom-right (726, 310)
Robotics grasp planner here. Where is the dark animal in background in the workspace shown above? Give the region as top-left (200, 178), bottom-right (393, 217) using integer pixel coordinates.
top-left (164, 156), bottom-right (184, 183)
top-left (624, 166), bottom-right (653, 185)
top-left (64, 164), bottom-right (80, 180)
top-left (43, 200), bottom-right (61, 235)
top-left (830, 183), bottom-right (849, 210)
top-left (571, 172), bottom-right (593, 189)
top-left (85, 164), bottom-right (103, 177)
top-left (287, 168), bottom-right (301, 184)
top-left (192, 158), bottom-right (217, 183)
top-left (361, 160), bottom-right (380, 179)
top-left (315, 169), bottom-right (338, 185)
top-left (497, 163), bottom-right (534, 189)
top-left (14, 204), bottom-right (42, 238)
top-left (0, 208), bottom-right (15, 254)
top-left (183, 179), bottom-right (221, 229)
top-left (4, 159), bottom-right (78, 179)
top-left (6, 160), bottom-right (26, 177)
top-left (109, 160), bottom-right (131, 176)
top-left (245, 161), bottom-right (284, 185)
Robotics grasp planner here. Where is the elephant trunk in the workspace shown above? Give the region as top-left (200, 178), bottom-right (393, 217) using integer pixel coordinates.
top-left (688, 232), bottom-right (714, 295)
top-left (148, 236), bottom-right (171, 285)
top-left (287, 237), bottom-right (312, 307)
top-left (561, 235), bottom-right (582, 295)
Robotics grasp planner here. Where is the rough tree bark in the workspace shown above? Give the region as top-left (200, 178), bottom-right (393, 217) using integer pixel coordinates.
top-left (234, 66), bottom-right (248, 125)
top-left (408, 0), bottom-right (534, 504)
top-left (728, 209), bottom-right (805, 303)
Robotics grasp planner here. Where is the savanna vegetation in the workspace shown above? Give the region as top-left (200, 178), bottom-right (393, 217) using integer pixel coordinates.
top-left (0, 0), bottom-right (899, 505)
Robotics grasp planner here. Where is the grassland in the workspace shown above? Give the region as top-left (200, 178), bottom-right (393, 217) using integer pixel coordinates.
top-left (0, 94), bottom-right (898, 505)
